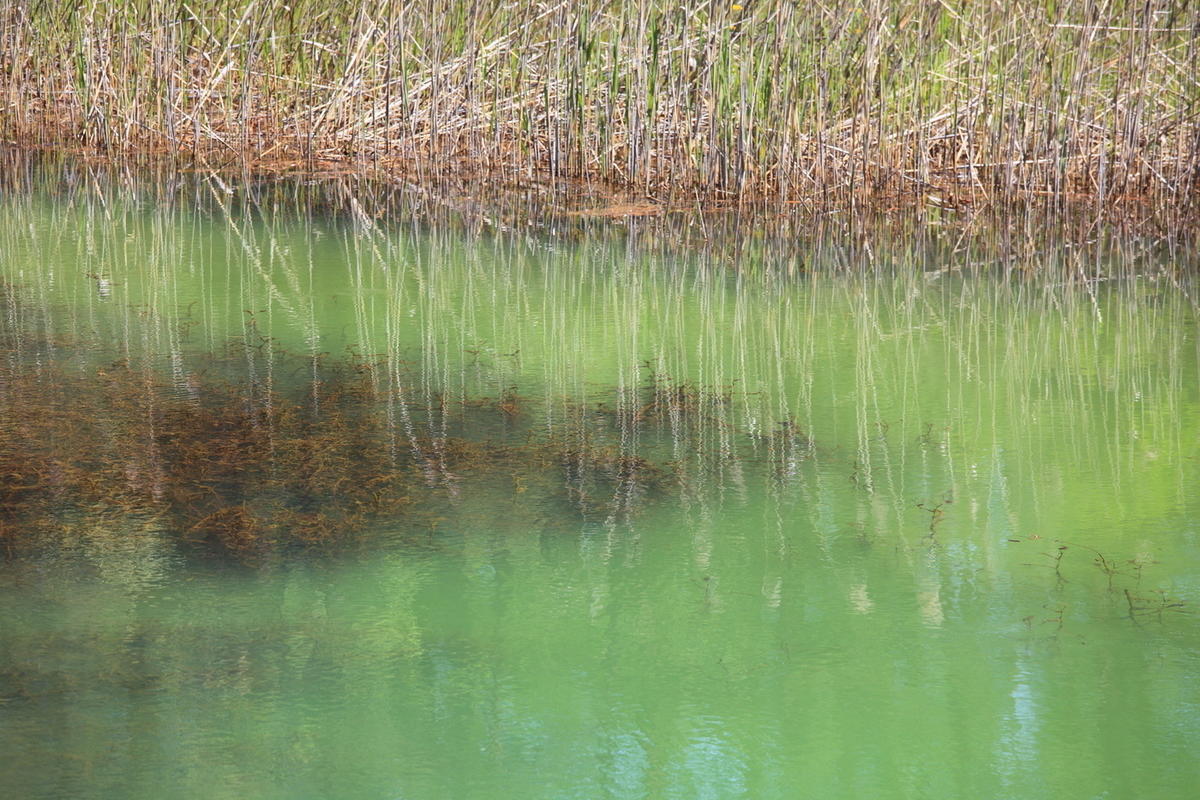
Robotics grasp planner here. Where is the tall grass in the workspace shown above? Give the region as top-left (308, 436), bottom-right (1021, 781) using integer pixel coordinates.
top-left (4, 1), bottom-right (1199, 207)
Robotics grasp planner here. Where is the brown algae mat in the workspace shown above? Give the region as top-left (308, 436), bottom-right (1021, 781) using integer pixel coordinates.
top-left (0, 294), bottom-right (803, 564)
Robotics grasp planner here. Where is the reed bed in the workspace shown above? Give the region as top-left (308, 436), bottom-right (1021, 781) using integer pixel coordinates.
top-left (4, 1), bottom-right (1199, 208)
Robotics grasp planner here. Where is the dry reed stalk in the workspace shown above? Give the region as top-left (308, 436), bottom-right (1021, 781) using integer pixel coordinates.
top-left (5, 1), bottom-right (1197, 210)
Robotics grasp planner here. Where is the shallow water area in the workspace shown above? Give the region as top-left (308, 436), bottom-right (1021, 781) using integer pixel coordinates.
top-left (2, 158), bottom-right (1199, 799)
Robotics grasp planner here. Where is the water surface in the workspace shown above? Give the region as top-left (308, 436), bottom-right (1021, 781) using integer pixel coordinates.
top-left (1, 162), bottom-right (1198, 799)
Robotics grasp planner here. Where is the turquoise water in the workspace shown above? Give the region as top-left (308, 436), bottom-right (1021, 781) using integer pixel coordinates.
top-left (1, 164), bottom-right (1198, 798)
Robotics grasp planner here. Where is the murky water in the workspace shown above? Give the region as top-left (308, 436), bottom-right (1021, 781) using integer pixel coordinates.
top-left (2, 162), bottom-right (1199, 799)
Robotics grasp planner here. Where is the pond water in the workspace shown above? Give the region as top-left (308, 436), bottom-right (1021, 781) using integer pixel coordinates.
top-left (2, 162), bottom-right (1199, 799)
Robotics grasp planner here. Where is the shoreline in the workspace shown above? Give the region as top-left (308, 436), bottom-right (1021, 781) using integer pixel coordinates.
top-left (4, 137), bottom-right (1194, 227)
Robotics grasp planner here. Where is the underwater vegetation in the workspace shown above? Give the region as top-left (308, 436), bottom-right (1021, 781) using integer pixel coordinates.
top-left (1, 284), bottom-right (809, 564)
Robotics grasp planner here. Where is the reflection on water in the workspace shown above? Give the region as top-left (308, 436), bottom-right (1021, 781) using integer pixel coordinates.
top-left (1, 155), bottom-right (1199, 798)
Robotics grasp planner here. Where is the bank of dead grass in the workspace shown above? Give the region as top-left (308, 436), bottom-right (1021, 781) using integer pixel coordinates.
top-left (3, 1), bottom-right (1199, 210)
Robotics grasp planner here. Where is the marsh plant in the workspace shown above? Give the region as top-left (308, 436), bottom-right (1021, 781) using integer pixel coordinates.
top-left (4, 1), bottom-right (1199, 208)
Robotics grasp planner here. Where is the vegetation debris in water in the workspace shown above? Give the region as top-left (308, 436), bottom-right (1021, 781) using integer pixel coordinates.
top-left (1, 302), bottom-right (797, 563)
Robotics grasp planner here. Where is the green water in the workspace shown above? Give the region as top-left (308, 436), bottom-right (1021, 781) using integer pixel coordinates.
top-left (2, 164), bottom-right (1199, 799)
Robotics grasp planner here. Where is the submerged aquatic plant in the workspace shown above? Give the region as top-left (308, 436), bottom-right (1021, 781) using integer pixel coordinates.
top-left (0, 293), bottom-right (766, 563)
